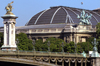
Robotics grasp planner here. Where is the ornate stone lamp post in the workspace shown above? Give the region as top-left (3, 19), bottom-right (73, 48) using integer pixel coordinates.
top-left (47, 41), bottom-right (50, 52)
top-left (1, 1), bottom-right (18, 51)
top-left (32, 40), bottom-right (35, 51)
top-left (61, 42), bottom-right (64, 53)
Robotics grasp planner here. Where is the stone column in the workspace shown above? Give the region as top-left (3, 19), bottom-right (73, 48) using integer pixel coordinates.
top-left (64, 37), bottom-right (66, 42)
top-left (81, 59), bottom-right (83, 66)
top-left (62, 60), bottom-right (64, 66)
top-left (9, 23), bottom-right (11, 45)
top-left (70, 34), bottom-right (73, 41)
top-left (4, 24), bottom-right (7, 46)
top-left (76, 35), bottom-right (79, 43)
top-left (43, 37), bottom-right (46, 42)
top-left (29, 35), bottom-right (32, 40)
top-left (75, 60), bottom-right (77, 66)
top-left (85, 60), bottom-right (87, 66)
top-left (55, 59), bottom-right (57, 65)
top-left (13, 24), bottom-right (15, 45)
top-left (69, 59), bottom-right (70, 66)
top-left (48, 57), bottom-right (50, 63)
top-left (73, 34), bottom-right (75, 43)
top-left (33, 56), bottom-right (36, 61)
top-left (75, 35), bottom-right (77, 43)
top-left (1, 14), bottom-right (18, 51)
top-left (67, 36), bottom-right (69, 42)
top-left (92, 58), bottom-right (100, 66)
top-left (79, 36), bottom-right (81, 42)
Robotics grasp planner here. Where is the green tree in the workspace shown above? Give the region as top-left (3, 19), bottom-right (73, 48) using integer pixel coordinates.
top-left (77, 44), bottom-right (83, 53)
top-left (44, 37), bottom-right (66, 52)
top-left (96, 37), bottom-right (100, 53)
top-left (77, 42), bottom-right (93, 53)
top-left (0, 32), bottom-right (3, 48)
top-left (16, 33), bottom-right (33, 51)
top-left (35, 39), bottom-right (47, 51)
top-left (96, 22), bottom-right (100, 37)
top-left (96, 22), bottom-right (100, 52)
top-left (86, 37), bottom-right (94, 43)
top-left (64, 41), bottom-right (75, 53)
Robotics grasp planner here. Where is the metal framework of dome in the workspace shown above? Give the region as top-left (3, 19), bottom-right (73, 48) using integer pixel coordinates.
top-left (26, 6), bottom-right (100, 26)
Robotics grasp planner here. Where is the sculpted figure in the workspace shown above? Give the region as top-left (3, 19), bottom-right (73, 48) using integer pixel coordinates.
top-left (85, 13), bottom-right (92, 25)
top-left (77, 10), bottom-right (92, 25)
top-left (5, 1), bottom-right (14, 14)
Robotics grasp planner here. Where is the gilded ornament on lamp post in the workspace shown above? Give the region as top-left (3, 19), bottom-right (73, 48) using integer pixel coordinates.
top-left (5, 1), bottom-right (14, 15)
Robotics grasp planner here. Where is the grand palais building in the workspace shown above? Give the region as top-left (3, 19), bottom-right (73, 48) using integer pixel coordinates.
top-left (0, 6), bottom-right (100, 43)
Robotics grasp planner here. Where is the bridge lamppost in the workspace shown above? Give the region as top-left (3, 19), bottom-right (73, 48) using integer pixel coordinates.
top-left (61, 42), bottom-right (64, 53)
top-left (91, 38), bottom-right (99, 57)
top-left (32, 40), bottom-right (35, 51)
top-left (16, 38), bottom-right (19, 51)
top-left (74, 43), bottom-right (77, 53)
top-left (47, 41), bottom-right (50, 52)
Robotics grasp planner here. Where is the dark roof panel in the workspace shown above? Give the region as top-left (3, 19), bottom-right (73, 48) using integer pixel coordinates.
top-left (52, 8), bottom-right (66, 24)
top-left (36, 8), bottom-right (58, 25)
top-left (26, 6), bottom-right (100, 27)
top-left (27, 11), bottom-right (43, 25)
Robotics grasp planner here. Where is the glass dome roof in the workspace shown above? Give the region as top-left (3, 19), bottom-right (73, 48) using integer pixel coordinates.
top-left (26, 6), bottom-right (100, 26)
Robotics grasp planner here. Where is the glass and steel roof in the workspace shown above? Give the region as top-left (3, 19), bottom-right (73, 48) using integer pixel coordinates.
top-left (26, 6), bottom-right (100, 26)
top-left (16, 24), bottom-right (68, 30)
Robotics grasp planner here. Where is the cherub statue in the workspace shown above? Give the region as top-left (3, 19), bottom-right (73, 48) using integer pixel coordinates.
top-left (5, 1), bottom-right (14, 14)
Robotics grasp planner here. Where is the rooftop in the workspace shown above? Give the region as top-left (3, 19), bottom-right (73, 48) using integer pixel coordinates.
top-left (26, 6), bottom-right (100, 26)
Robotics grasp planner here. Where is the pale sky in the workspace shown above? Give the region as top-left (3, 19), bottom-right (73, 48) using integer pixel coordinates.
top-left (0, 0), bottom-right (100, 27)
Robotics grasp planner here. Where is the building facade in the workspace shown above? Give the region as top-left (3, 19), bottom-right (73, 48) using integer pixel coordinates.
top-left (1, 6), bottom-right (100, 43)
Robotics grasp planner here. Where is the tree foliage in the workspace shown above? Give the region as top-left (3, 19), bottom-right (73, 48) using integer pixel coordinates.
top-left (35, 39), bottom-right (46, 51)
top-left (77, 42), bottom-right (93, 53)
top-left (64, 41), bottom-right (75, 53)
top-left (0, 32), bottom-right (3, 47)
top-left (0, 31), bottom-right (96, 53)
top-left (43, 37), bottom-right (66, 52)
top-left (86, 37), bottom-right (94, 43)
top-left (34, 37), bottom-right (94, 53)
top-left (96, 22), bottom-right (100, 37)
top-left (16, 33), bottom-right (33, 51)
top-left (96, 22), bottom-right (100, 53)
top-left (96, 37), bottom-right (100, 53)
